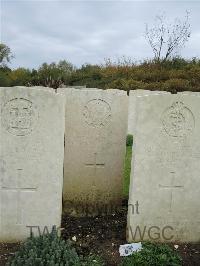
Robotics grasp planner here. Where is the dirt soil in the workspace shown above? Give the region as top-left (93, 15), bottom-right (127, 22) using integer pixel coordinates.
top-left (0, 201), bottom-right (200, 266)
top-left (62, 202), bottom-right (128, 266)
top-left (0, 243), bottom-right (20, 266)
top-left (61, 201), bottom-right (200, 266)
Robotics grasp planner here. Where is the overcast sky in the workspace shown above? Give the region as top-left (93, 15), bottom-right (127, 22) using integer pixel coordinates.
top-left (1, 0), bottom-right (200, 69)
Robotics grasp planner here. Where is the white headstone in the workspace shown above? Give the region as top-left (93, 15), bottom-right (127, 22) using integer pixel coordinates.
top-left (127, 92), bottom-right (200, 243)
top-left (59, 88), bottom-right (128, 216)
top-left (127, 90), bottom-right (170, 135)
top-left (15, 86), bottom-right (55, 92)
top-left (65, 85), bottom-right (87, 89)
top-left (0, 87), bottom-right (65, 242)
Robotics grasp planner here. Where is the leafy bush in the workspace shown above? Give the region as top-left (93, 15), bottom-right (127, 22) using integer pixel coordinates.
top-left (162, 78), bottom-right (191, 93)
top-left (8, 228), bottom-right (105, 266)
top-left (120, 242), bottom-right (182, 266)
top-left (126, 135), bottom-right (133, 147)
top-left (8, 228), bottom-right (80, 266)
top-left (2, 54), bottom-right (200, 93)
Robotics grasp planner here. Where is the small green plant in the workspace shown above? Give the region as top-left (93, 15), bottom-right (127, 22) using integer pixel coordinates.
top-left (8, 227), bottom-right (80, 266)
top-left (126, 135), bottom-right (133, 147)
top-left (120, 242), bottom-right (182, 266)
top-left (8, 228), bottom-right (105, 266)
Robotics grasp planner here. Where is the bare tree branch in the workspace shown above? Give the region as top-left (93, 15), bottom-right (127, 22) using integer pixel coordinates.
top-left (145, 11), bottom-right (191, 62)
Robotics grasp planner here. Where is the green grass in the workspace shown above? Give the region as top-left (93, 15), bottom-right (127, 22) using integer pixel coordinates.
top-left (123, 145), bottom-right (132, 197)
top-left (120, 242), bottom-right (182, 266)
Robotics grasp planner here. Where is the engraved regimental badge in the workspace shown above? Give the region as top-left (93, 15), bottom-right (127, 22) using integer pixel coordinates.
top-left (162, 101), bottom-right (195, 137)
top-left (2, 98), bottom-right (38, 136)
top-left (83, 99), bottom-right (111, 127)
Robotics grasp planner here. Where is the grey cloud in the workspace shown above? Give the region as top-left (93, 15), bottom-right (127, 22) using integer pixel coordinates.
top-left (1, 0), bottom-right (200, 69)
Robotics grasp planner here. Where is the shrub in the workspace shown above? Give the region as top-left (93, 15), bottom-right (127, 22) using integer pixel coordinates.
top-left (162, 78), bottom-right (191, 93)
top-left (8, 227), bottom-right (80, 266)
top-left (126, 135), bottom-right (133, 147)
top-left (120, 242), bottom-right (182, 266)
top-left (141, 81), bottom-right (164, 91)
top-left (8, 228), bottom-right (105, 266)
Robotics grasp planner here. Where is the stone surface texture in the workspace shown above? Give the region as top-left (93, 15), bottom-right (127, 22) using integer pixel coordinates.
top-left (127, 90), bottom-right (170, 135)
top-left (0, 87), bottom-right (65, 242)
top-left (60, 88), bottom-right (128, 216)
top-left (127, 91), bottom-right (200, 243)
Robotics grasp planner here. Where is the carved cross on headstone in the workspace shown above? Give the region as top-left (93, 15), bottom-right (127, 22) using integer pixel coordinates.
top-left (2, 169), bottom-right (37, 225)
top-left (159, 171), bottom-right (184, 213)
top-left (85, 152), bottom-right (105, 186)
